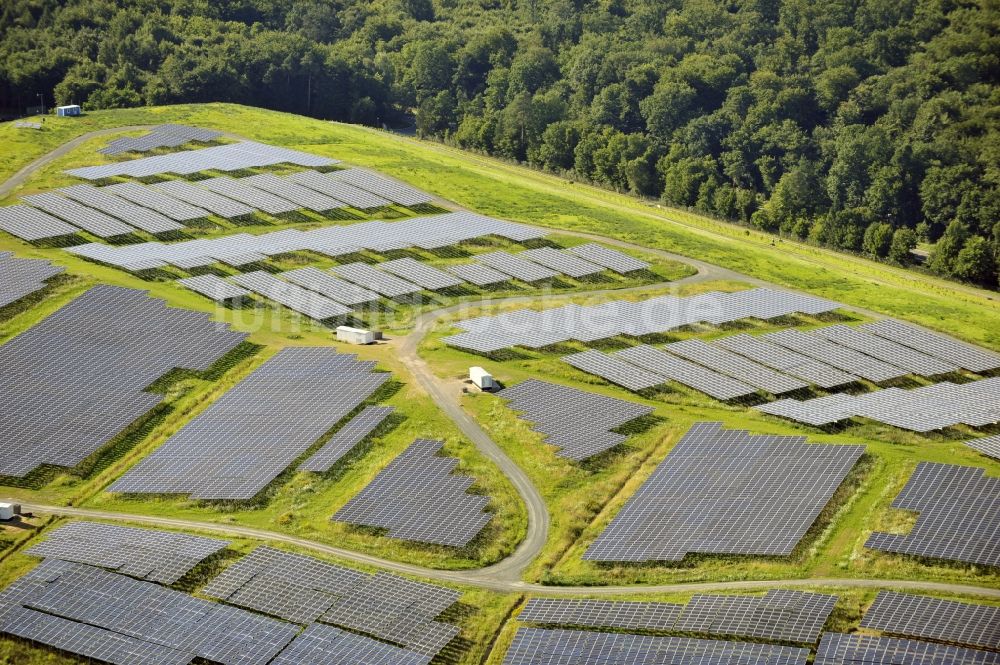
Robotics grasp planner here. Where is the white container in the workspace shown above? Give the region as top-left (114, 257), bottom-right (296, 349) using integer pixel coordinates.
top-left (56, 105), bottom-right (81, 117)
top-left (0, 503), bottom-right (20, 520)
top-left (469, 366), bottom-right (494, 390)
top-left (336, 325), bottom-right (374, 345)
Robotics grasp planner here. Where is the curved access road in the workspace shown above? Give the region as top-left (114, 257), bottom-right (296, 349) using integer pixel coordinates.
top-left (15, 502), bottom-right (1000, 600)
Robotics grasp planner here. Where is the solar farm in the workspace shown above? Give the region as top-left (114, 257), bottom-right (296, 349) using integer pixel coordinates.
top-left (0, 109), bottom-right (997, 665)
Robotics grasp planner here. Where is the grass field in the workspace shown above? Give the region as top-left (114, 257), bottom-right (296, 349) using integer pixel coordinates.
top-left (0, 104), bottom-right (998, 664)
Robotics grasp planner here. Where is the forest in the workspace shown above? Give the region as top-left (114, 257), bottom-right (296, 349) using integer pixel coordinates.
top-left (1, 0), bottom-right (997, 286)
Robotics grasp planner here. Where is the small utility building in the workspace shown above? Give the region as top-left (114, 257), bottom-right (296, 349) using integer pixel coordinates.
top-left (56, 105), bottom-right (81, 117)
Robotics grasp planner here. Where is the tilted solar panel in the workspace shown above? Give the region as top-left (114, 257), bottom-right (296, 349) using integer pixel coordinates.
top-left (584, 422), bottom-right (864, 562)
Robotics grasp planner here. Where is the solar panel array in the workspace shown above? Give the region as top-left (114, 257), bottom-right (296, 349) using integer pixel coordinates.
top-left (715, 333), bottom-right (859, 389)
top-left (271, 623), bottom-right (431, 665)
top-left (562, 348), bottom-right (676, 392)
top-left (333, 438), bottom-right (492, 546)
top-left (0, 559), bottom-right (299, 665)
top-left (231, 271), bottom-right (351, 320)
top-left (815, 633), bottom-right (1000, 665)
top-left (104, 181), bottom-right (209, 221)
top-left (20, 192), bottom-right (135, 238)
top-left (519, 598), bottom-right (683, 632)
top-left (0, 205), bottom-right (79, 241)
top-left (0, 285), bottom-right (247, 477)
top-left (860, 319), bottom-right (1000, 373)
top-left (281, 267), bottom-right (380, 306)
top-left (240, 173), bottom-right (344, 212)
top-left (0, 251), bottom-right (63, 309)
top-left (300, 405), bottom-right (394, 472)
top-left (498, 379), bottom-right (654, 460)
top-left (178, 274), bottom-right (251, 302)
top-left (203, 545), bottom-right (460, 659)
top-left (446, 262), bottom-right (511, 286)
top-left (110, 347), bottom-right (388, 499)
top-left (567, 242), bottom-right (650, 273)
top-left (66, 211), bottom-right (542, 270)
top-left (152, 179), bottom-right (256, 218)
top-left (58, 184), bottom-right (184, 234)
top-left (25, 521), bottom-right (230, 584)
top-left (519, 590), bottom-right (835, 644)
top-left (673, 590), bottom-right (837, 644)
top-left (201, 176), bottom-right (300, 215)
top-left (100, 124), bottom-right (223, 155)
top-left (320, 572), bottom-right (461, 656)
top-left (758, 377), bottom-right (1000, 431)
top-left (584, 422), bottom-right (865, 562)
top-left (67, 140), bottom-right (338, 179)
top-left (328, 167), bottom-right (434, 206)
top-left (663, 339), bottom-right (809, 394)
top-left (444, 288), bottom-right (841, 353)
top-left (609, 344), bottom-right (757, 400)
top-left (477, 250), bottom-right (559, 282)
top-left (865, 461), bottom-right (999, 567)
top-left (378, 257), bottom-right (463, 290)
top-left (333, 261), bottom-right (422, 297)
top-left (761, 329), bottom-right (910, 383)
top-left (287, 170), bottom-right (391, 209)
top-left (813, 325), bottom-right (959, 376)
top-left (860, 591), bottom-right (1000, 650)
top-left (14, 121), bottom-right (42, 129)
top-left (520, 247), bottom-right (604, 278)
top-left (502, 628), bottom-right (810, 665)
top-left (965, 434), bottom-right (1000, 460)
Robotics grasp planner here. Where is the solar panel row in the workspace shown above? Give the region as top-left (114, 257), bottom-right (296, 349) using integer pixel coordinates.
top-left (66, 211), bottom-right (543, 270)
top-left (100, 124), bottom-right (223, 155)
top-left (333, 438), bottom-right (492, 547)
top-left (865, 461), bottom-right (999, 567)
top-left (21, 192), bottom-right (135, 238)
top-left (110, 347), bottom-right (388, 499)
top-left (59, 184), bottom-right (184, 234)
top-left (231, 271), bottom-right (352, 320)
top-left (519, 590), bottom-right (837, 644)
top-left (300, 405), bottom-right (394, 472)
top-left (0, 285), bottom-right (247, 478)
top-left (0, 205), bottom-right (79, 241)
top-left (567, 242), bottom-right (650, 273)
top-left (67, 140), bottom-right (338, 179)
top-left (0, 251), bottom-right (63, 309)
top-left (329, 167), bottom-right (434, 206)
top-left (502, 628), bottom-right (810, 665)
top-left (445, 288), bottom-right (841, 352)
top-left (281, 266), bottom-right (381, 306)
top-left (203, 546), bottom-right (460, 657)
top-left (860, 591), bottom-right (1000, 650)
top-left (815, 633), bottom-right (1000, 665)
top-left (964, 434), bottom-right (1000, 460)
top-left (498, 379), bottom-right (654, 460)
top-left (178, 274), bottom-right (251, 302)
top-left (583, 422), bottom-right (865, 562)
top-left (758, 377), bottom-right (1000, 431)
top-left (271, 623), bottom-right (431, 665)
top-left (25, 521), bottom-right (230, 584)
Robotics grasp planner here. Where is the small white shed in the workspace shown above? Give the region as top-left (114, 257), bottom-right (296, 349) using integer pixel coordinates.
top-left (336, 325), bottom-right (374, 345)
top-left (56, 105), bottom-right (81, 117)
top-left (0, 503), bottom-right (21, 521)
top-left (469, 366), bottom-right (495, 390)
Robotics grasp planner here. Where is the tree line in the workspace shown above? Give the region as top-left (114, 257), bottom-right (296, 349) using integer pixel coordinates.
top-left (1, 0), bottom-right (997, 286)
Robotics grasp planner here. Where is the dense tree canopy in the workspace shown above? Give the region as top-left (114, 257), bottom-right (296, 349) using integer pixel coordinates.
top-left (2, 0), bottom-right (997, 286)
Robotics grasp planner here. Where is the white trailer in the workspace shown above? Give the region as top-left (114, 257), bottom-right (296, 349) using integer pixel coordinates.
top-left (336, 325), bottom-right (374, 345)
top-left (469, 366), bottom-right (495, 391)
top-left (0, 503), bottom-right (21, 521)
